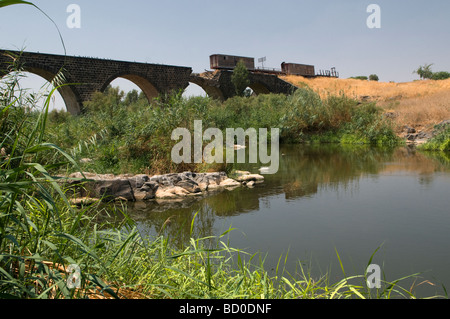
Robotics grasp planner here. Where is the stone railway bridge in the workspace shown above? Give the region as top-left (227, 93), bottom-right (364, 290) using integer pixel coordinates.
top-left (0, 50), bottom-right (297, 114)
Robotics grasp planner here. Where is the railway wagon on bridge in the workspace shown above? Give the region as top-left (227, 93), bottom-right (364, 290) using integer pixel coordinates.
top-left (210, 54), bottom-right (255, 71)
top-left (281, 62), bottom-right (315, 77)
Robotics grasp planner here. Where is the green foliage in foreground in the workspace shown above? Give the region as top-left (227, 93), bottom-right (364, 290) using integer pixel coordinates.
top-left (43, 85), bottom-right (399, 175)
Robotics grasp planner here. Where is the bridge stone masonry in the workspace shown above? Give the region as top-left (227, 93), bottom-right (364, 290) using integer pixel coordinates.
top-left (0, 50), bottom-right (298, 114)
top-left (0, 50), bottom-right (193, 115)
top-left (190, 70), bottom-right (297, 100)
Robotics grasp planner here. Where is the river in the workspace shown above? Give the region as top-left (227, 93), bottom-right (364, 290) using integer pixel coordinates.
top-left (126, 144), bottom-right (450, 298)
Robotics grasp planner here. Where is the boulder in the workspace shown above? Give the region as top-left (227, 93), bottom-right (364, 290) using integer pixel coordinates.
top-left (235, 174), bottom-right (264, 183)
top-left (155, 186), bottom-right (191, 199)
top-left (176, 180), bottom-right (201, 193)
top-left (128, 174), bottom-right (150, 189)
top-left (94, 179), bottom-right (135, 202)
top-left (404, 126), bottom-right (416, 134)
top-left (65, 173), bottom-right (134, 202)
top-left (246, 181), bottom-right (255, 188)
top-left (220, 178), bottom-right (241, 188)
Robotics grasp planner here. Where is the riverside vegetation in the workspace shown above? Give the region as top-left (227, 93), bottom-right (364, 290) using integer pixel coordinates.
top-left (45, 85), bottom-right (400, 176)
top-left (1, 0), bottom-right (448, 300)
top-left (2, 67), bottom-right (447, 299)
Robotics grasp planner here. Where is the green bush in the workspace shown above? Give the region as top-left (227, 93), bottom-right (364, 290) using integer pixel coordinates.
top-left (420, 127), bottom-right (450, 152)
top-left (349, 76), bottom-right (368, 81)
top-left (431, 71), bottom-right (450, 80)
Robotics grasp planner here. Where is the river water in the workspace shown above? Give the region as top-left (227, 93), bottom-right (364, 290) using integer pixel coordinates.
top-left (126, 144), bottom-right (450, 298)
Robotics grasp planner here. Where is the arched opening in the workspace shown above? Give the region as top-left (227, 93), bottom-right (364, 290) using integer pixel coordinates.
top-left (108, 77), bottom-right (146, 105)
top-left (0, 70), bottom-right (73, 113)
top-left (187, 81), bottom-right (224, 100)
top-left (248, 82), bottom-right (270, 96)
top-left (103, 74), bottom-right (159, 104)
top-left (0, 69), bottom-right (80, 114)
top-left (182, 82), bottom-right (208, 99)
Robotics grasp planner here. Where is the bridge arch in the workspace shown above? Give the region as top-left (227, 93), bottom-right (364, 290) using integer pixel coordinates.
top-left (188, 75), bottom-right (224, 100)
top-left (1, 64), bottom-right (82, 114)
top-left (183, 82), bottom-right (208, 98)
top-left (185, 81), bottom-right (224, 100)
top-left (102, 73), bottom-right (160, 103)
top-left (247, 82), bottom-right (271, 95)
top-left (201, 85), bottom-right (224, 100)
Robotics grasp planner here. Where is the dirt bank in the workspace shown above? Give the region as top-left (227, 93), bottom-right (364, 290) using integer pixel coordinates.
top-left (281, 76), bottom-right (450, 141)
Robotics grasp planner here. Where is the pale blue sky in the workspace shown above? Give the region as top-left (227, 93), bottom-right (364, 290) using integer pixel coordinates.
top-left (1, 0), bottom-right (450, 108)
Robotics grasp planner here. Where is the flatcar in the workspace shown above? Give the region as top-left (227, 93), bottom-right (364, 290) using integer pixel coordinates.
top-left (210, 54), bottom-right (255, 71)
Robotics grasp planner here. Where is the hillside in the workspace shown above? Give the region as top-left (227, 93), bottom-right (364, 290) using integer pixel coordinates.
top-left (281, 75), bottom-right (450, 136)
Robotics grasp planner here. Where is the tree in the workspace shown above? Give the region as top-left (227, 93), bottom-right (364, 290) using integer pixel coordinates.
top-left (369, 74), bottom-right (379, 81)
top-left (431, 71), bottom-right (450, 80)
top-left (414, 63), bottom-right (434, 80)
top-left (231, 60), bottom-right (250, 97)
top-left (123, 89), bottom-right (139, 105)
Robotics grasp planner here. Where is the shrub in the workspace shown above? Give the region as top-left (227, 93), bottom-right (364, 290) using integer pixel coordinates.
top-left (431, 71), bottom-right (450, 80)
top-left (349, 76), bottom-right (368, 81)
top-left (420, 127), bottom-right (450, 152)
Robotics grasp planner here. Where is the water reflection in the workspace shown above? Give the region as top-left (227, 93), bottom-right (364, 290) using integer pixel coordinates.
top-left (120, 144), bottom-right (450, 297)
top-left (126, 144), bottom-right (449, 249)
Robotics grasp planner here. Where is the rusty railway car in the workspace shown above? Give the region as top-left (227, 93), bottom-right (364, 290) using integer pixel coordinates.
top-left (209, 54), bottom-right (338, 78)
top-left (281, 62), bottom-right (315, 77)
top-left (210, 54), bottom-right (255, 71)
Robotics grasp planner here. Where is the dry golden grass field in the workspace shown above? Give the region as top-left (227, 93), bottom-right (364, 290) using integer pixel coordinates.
top-left (281, 75), bottom-right (450, 135)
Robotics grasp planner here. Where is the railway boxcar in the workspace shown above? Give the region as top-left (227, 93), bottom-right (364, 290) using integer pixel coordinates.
top-left (281, 62), bottom-right (315, 77)
top-left (210, 54), bottom-right (255, 71)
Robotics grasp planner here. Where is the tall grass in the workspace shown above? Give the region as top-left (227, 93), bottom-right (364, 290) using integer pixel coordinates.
top-left (79, 228), bottom-right (437, 299)
top-left (44, 86), bottom-right (399, 176)
top-left (0, 63), bottom-right (142, 298)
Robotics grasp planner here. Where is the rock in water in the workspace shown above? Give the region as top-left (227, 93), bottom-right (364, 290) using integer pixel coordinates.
top-left (63, 171), bottom-right (263, 202)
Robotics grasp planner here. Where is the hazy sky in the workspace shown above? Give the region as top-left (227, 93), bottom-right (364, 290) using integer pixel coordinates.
top-left (1, 0), bottom-right (450, 108)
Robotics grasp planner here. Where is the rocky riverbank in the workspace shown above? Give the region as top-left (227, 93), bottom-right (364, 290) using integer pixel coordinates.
top-left (400, 119), bottom-right (450, 145)
top-left (65, 170), bottom-right (264, 206)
